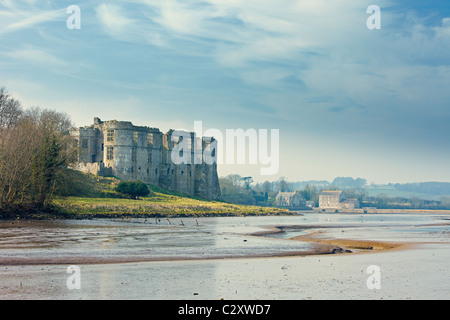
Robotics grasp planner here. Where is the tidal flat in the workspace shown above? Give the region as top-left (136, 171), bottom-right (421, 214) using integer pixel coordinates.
top-left (0, 213), bottom-right (449, 299)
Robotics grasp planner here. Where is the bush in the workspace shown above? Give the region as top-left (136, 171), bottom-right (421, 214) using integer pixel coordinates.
top-left (115, 181), bottom-right (151, 199)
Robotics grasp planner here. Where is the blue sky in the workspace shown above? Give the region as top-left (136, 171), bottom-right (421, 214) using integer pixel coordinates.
top-left (1, 0), bottom-right (450, 184)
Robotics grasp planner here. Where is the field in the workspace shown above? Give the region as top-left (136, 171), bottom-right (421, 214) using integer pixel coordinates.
top-left (365, 184), bottom-right (450, 201)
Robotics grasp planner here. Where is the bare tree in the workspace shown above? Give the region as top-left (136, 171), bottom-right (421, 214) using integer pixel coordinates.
top-left (0, 118), bottom-right (41, 207)
top-left (0, 88), bottom-right (76, 212)
top-left (0, 87), bottom-right (22, 129)
top-left (24, 108), bottom-right (76, 207)
top-left (277, 177), bottom-right (289, 192)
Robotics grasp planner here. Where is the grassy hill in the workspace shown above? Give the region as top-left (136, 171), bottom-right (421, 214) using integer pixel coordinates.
top-left (52, 170), bottom-right (291, 218)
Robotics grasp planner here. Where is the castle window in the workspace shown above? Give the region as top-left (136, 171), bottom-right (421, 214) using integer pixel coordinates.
top-left (132, 147), bottom-right (137, 162)
top-left (106, 129), bottom-right (114, 142)
top-left (148, 150), bottom-right (152, 163)
top-left (147, 133), bottom-right (153, 145)
top-left (81, 139), bottom-right (88, 148)
top-left (155, 168), bottom-right (158, 175)
top-left (133, 131), bottom-right (138, 144)
top-left (106, 146), bottom-right (114, 160)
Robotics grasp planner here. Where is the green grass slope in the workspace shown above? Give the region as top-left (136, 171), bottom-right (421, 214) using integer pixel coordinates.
top-left (53, 170), bottom-right (291, 218)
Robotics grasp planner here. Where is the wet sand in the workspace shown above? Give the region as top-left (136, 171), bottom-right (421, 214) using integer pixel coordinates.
top-left (252, 225), bottom-right (412, 253)
top-left (1, 242), bottom-right (449, 300)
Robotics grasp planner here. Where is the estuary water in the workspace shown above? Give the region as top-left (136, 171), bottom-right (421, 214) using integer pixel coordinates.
top-left (1, 213), bottom-right (450, 300)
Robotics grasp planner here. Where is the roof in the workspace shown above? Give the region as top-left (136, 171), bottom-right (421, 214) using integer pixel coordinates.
top-left (341, 199), bottom-right (358, 204)
top-left (319, 190), bottom-right (343, 196)
top-left (276, 191), bottom-right (302, 198)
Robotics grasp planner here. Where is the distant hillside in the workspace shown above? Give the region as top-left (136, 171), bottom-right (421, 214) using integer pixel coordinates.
top-left (366, 184), bottom-right (450, 201)
top-left (393, 182), bottom-right (450, 196)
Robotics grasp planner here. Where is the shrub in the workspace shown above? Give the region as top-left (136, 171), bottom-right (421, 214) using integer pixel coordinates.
top-left (115, 180), bottom-right (151, 199)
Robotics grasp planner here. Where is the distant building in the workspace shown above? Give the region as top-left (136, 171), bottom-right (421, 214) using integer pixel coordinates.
top-left (319, 190), bottom-right (344, 209)
top-left (339, 199), bottom-right (360, 210)
top-left (305, 201), bottom-right (316, 208)
top-left (276, 191), bottom-right (306, 207)
top-left (319, 190), bottom-right (360, 210)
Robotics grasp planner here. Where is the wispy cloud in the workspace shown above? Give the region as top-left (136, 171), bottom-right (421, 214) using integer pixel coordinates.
top-left (5, 46), bottom-right (67, 67)
top-left (1, 0), bottom-right (450, 182)
top-left (95, 3), bottom-right (134, 34)
top-left (0, 0), bottom-right (64, 35)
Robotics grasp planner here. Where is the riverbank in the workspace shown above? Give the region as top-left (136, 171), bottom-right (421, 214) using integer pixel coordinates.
top-left (0, 196), bottom-right (291, 220)
top-left (52, 196), bottom-right (291, 219)
top-left (1, 171), bottom-right (292, 220)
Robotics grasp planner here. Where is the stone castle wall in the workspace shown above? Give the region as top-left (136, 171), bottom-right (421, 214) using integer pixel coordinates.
top-left (70, 117), bottom-right (221, 200)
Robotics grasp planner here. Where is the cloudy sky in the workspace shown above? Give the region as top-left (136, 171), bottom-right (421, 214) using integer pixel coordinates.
top-left (1, 0), bottom-right (450, 184)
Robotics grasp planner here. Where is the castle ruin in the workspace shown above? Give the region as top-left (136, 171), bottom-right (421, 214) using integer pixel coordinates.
top-left (70, 117), bottom-right (221, 200)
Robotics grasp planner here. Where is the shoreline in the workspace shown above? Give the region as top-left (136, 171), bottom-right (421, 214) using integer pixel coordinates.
top-left (3, 203), bottom-right (450, 222)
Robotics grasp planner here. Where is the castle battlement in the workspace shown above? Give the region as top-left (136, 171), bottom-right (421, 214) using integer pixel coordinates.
top-left (70, 117), bottom-right (221, 200)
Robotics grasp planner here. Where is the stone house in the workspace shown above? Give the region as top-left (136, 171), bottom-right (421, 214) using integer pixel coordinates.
top-left (276, 191), bottom-right (306, 207)
top-left (339, 199), bottom-right (360, 209)
top-left (319, 190), bottom-right (345, 209)
top-left (319, 190), bottom-right (360, 210)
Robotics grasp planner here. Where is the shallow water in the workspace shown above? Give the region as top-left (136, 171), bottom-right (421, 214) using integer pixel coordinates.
top-left (0, 213), bottom-right (449, 264)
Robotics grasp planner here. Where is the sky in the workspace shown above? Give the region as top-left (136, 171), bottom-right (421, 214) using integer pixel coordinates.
top-left (1, 0), bottom-right (450, 184)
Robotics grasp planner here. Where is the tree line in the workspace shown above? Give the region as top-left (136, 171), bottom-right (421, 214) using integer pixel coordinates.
top-left (219, 175), bottom-right (331, 206)
top-left (0, 87), bottom-right (75, 214)
top-left (219, 174), bottom-right (450, 209)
